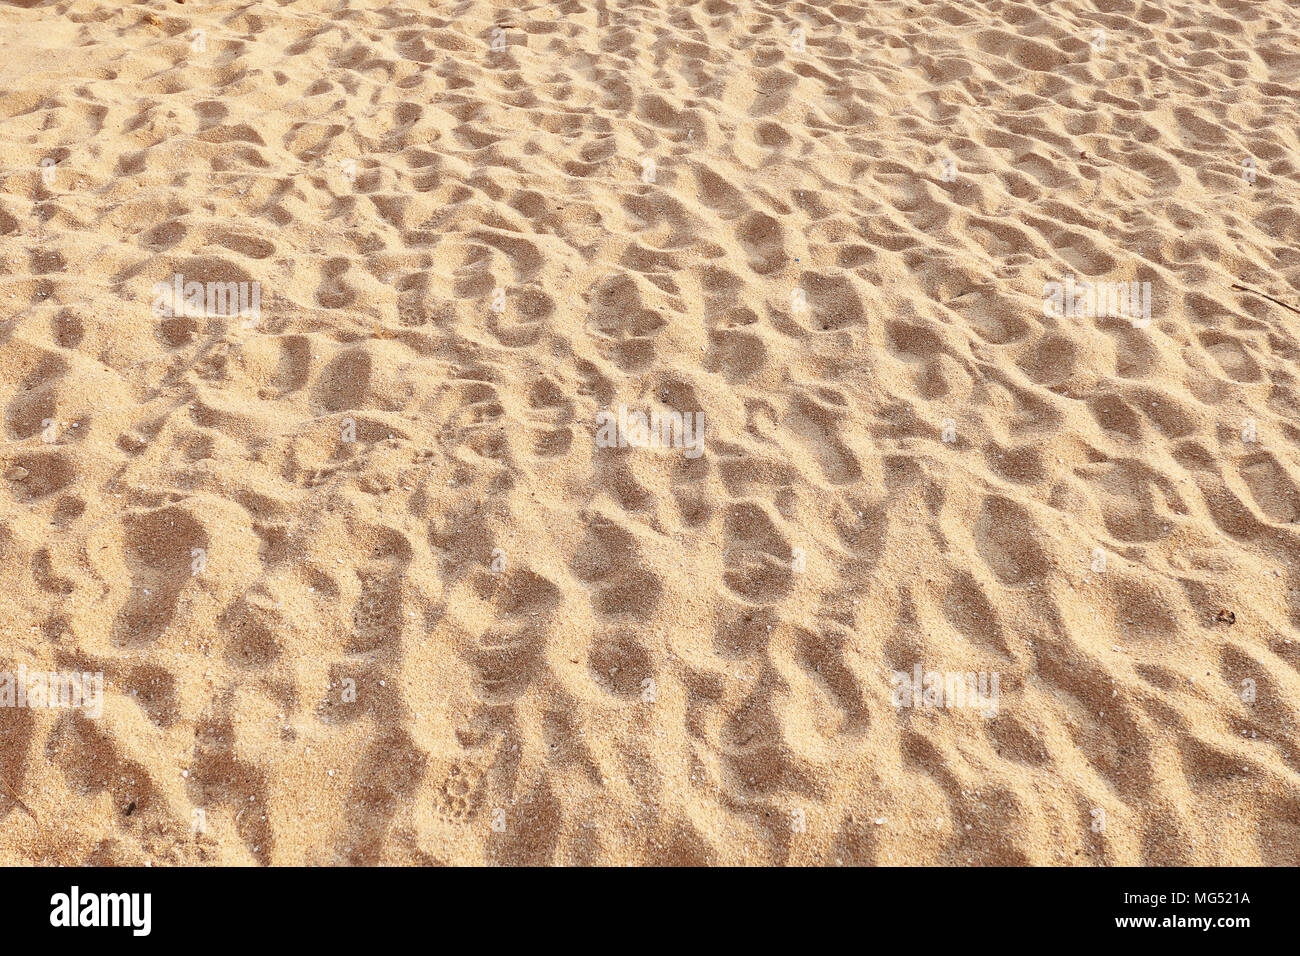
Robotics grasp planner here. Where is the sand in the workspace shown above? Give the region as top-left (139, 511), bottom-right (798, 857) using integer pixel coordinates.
top-left (2, 0), bottom-right (1299, 866)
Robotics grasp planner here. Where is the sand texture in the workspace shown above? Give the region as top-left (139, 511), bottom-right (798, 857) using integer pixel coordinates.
top-left (3, 0), bottom-right (1300, 866)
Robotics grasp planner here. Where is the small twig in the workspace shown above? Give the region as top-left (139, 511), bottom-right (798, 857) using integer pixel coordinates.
top-left (1231, 283), bottom-right (1300, 317)
top-left (0, 779), bottom-right (37, 824)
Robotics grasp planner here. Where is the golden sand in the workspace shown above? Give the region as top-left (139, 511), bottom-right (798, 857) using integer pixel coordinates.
top-left (2, 0), bottom-right (1300, 865)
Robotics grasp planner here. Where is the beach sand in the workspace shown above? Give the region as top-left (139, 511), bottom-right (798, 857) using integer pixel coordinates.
top-left (2, 0), bottom-right (1300, 865)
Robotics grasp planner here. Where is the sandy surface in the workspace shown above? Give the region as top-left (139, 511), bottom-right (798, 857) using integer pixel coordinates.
top-left (2, 0), bottom-right (1300, 866)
